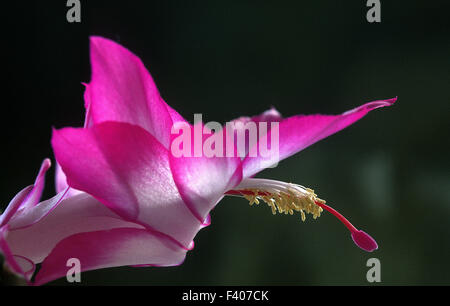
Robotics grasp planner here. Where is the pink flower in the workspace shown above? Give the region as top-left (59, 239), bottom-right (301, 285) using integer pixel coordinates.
top-left (1, 36), bottom-right (395, 285)
top-left (53, 36), bottom-right (395, 257)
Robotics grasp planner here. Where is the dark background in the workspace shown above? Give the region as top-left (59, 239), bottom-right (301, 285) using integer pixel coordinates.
top-left (2, 1), bottom-right (449, 285)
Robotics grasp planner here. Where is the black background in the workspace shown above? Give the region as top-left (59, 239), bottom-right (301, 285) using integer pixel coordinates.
top-left (2, 1), bottom-right (450, 285)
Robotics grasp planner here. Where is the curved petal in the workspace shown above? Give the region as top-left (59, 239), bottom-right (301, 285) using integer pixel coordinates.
top-left (242, 98), bottom-right (397, 178)
top-left (54, 162), bottom-right (83, 198)
top-left (6, 192), bottom-right (142, 264)
top-left (14, 158), bottom-right (51, 213)
top-left (12, 255), bottom-right (35, 280)
top-left (7, 191), bottom-right (66, 230)
top-left (169, 122), bottom-right (243, 221)
top-left (23, 158), bottom-right (51, 208)
top-left (82, 82), bottom-right (94, 128)
top-left (52, 122), bottom-right (204, 249)
top-left (34, 227), bottom-right (187, 285)
top-left (0, 186), bottom-right (33, 227)
top-left (87, 36), bottom-right (182, 148)
top-left (165, 98), bottom-right (188, 125)
top-left (54, 162), bottom-right (67, 194)
top-left (226, 108), bottom-right (282, 160)
top-left (0, 159), bottom-right (52, 227)
top-left (0, 226), bottom-right (30, 281)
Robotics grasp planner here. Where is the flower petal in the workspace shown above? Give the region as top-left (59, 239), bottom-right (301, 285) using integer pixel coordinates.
top-left (52, 122), bottom-right (204, 249)
top-left (0, 226), bottom-right (30, 281)
top-left (0, 159), bottom-right (52, 227)
top-left (242, 98), bottom-right (397, 178)
top-left (227, 108), bottom-right (282, 160)
top-left (6, 192), bottom-right (142, 265)
top-left (24, 158), bottom-right (51, 208)
top-left (54, 161), bottom-right (83, 198)
top-left (7, 191), bottom-right (66, 230)
top-left (0, 186), bottom-right (33, 228)
top-left (87, 36), bottom-right (183, 148)
top-left (12, 255), bottom-right (35, 280)
top-left (169, 122), bottom-right (243, 222)
top-left (34, 227), bottom-right (186, 285)
top-left (5, 193), bottom-right (186, 285)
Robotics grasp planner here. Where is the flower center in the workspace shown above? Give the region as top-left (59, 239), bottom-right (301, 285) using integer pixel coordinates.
top-left (225, 178), bottom-right (378, 252)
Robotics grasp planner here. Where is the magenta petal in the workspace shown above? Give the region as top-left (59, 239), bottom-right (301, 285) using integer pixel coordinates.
top-left (0, 159), bottom-right (52, 227)
top-left (12, 255), bottom-right (35, 280)
top-left (34, 227), bottom-right (187, 285)
top-left (82, 83), bottom-right (94, 128)
top-left (54, 161), bottom-right (67, 194)
top-left (0, 227), bottom-right (35, 282)
top-left (242, 98), bottom-right (397, 177)
top-left (6, 192), bottom-right (142, 264)
top-left (7, 191), bottom-right (67, 231)
top-left (169, 123), bottom-right (243, 222)
top-left (4, 190), bottom-right (185, 285)
top-left (87, 36), bottom-right (182, 148)
top-left (228, 108), bottom-right (282, 159)
top-left (54, 161), bottom-right (83, 198)
top-left (230, 108), bottom-right (282, 132)
top-left (165, 98), bottom-right (188, 125)
top-left (0, 186), bottom-right (33, 227)
top-left (20, 158), bottom-right (51, 210)
top-left (27, 158), bottom-right (51, 206)
top-left (0, 226), bottom-right (30, 281)
top-left (52, 122), bottom-right (204, 248)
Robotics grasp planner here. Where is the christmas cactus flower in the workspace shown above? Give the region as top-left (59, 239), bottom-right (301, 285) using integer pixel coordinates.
top-left (1, 36), bottom-right (396, 285)
top-left (53, 37), bottom-right (395, 261)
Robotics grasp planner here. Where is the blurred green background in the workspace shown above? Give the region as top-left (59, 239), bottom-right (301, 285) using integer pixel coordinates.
top-left (2, 1), bottom-right (449, 285)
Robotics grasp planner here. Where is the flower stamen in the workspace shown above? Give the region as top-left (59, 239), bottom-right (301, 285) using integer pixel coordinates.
top-left (225, 178), bottom-right (378, 252)
top-left (225, 178), bottom-right (324, 222)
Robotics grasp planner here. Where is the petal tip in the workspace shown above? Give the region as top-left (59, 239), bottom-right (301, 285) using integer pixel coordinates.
top-left (367, 97), bottom-right (397, 111)
top-left (89, 35), bottom-right (111, 46)
top-left (385, 96), bottom-right (398, 105)
top-left (41, 158), bottom-right (52, 171)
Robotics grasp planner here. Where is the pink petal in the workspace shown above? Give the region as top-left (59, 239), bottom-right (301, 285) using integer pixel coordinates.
top-left (0, 159), bottom-right (52, 227)
top-left (0, 226), bottom-right (30, 281)
top-left (227, 108), bottom-right (282, 160)
top-left (18, 158), bottom-right (51, 211)
top-left (12, 255), bottom-right (35, 280)
top-left (26, 158), bottom-right (51, 207)
top-left (242, 98), bottom-right (397, 178)
top-left (52, 122), bottom-right (207, 249)
top-left (6, 192), bottom-right (142, 264)
top-left (0, 186), bottom-right (33, 227)
top-left (54, 162), bottom-right (67, 194)
top-left (87, 36), bottom-right (184, 148)
top-left (0, 159), bottom-right (52, 281)
top-left (54, 161), bottom-right (83, 198)
top-left (34, 227), bottom-right (186, 285)
top-left (7, 191), bottom-right (66, 231)
top-left (169, 122), bottom-right (243, 222)
top-left (82, 82), bottom-right (94, 128)
top-left (230, 108), bottom-right (282, 134)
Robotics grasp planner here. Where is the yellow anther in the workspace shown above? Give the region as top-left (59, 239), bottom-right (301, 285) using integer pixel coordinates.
top-left (239, 183), bottom-right (325, 222)
top-left (300, 210), bottom-right (306, 222)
